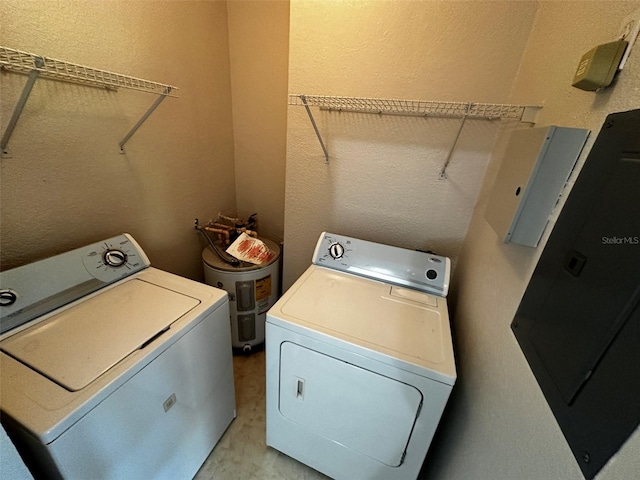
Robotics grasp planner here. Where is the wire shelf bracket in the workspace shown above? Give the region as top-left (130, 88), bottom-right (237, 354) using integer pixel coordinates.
top-left (300, 95), bottom-right (329, 163)
top-left (0, 46), bottom-right (179, 157)
top-left (118, 86), bottom-right (172, 153)
top-left (288, 94), bottom-right (542, 177)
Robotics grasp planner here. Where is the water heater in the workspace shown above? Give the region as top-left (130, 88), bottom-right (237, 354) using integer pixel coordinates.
top-left (202, 238), bottom-right (280, 353)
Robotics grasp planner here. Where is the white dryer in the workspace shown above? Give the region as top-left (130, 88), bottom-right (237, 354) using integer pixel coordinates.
top-left (266, 232), bottom-right (456, 480)
top-left (0, 234), bottom-right (235, 479)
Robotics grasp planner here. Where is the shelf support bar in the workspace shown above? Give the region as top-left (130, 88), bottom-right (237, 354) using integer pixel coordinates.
top-left (1, 57), bottom-right (44, 158)
top-left (300, 95), bottom-right (329, 163)
top-left (119, 86), bottom-right (172, 153)
top-left (439, 114), bottom-right (468, 179)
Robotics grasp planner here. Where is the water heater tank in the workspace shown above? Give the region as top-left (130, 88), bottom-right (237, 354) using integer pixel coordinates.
top-left (202, 238), bottom-right (281, 353)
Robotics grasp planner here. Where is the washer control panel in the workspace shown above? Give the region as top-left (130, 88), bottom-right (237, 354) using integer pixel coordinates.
top-left (82, 236), bottom-right (149, 283)
top-left (0, 234), bottom-right (150, 335)
top-left (313, 232), bottom-right (450, 297)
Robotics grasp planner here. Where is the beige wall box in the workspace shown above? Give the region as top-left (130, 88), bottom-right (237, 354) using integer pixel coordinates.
top-left (572, 39), bottom-right (628, 91)
top-left (485, 126), bottom-right (589, 247)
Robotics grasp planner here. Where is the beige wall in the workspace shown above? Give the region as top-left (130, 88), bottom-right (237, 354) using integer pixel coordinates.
top-left (283, 0), bottom-right (538, 289)
top-left (0, 0), bottom-right (236, 280)
top-left (431, 2), bottom-right (640, 480)
top-left (227, 0), bottom-right (289, 244)
top-left (3, 1), bottom-right (639, 477)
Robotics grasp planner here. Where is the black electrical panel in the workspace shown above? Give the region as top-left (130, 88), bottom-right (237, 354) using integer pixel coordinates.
top-left (512, 109), bottom-right (640, 479)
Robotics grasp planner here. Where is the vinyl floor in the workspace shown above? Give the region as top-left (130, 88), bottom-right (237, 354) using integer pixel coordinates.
top-left (193, 349), bottom-right (330, 480)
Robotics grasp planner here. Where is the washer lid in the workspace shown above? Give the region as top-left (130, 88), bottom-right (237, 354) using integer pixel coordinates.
top-left (272, 266), bottom-right (456, 381)
top-left (0, 279), bottom-right (199, 391)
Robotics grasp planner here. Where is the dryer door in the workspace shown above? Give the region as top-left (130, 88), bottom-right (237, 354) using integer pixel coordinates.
top-left (278, 341), bottom-right (422, 467)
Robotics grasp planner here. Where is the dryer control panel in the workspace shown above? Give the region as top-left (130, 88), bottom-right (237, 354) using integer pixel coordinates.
top-left (0, 234), bottom-right (150, 336)
top-left (312, 232), bottom-right (450, 297)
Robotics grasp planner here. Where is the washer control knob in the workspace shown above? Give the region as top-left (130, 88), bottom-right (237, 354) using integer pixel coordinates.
top-left (328, 242), bottom-right (345, 259)
top-left (0, 289), bottom-right (17, 307)
top-left (103, 249), bottom-right (128, 267)
top-left (426, 269), bottom-right (438, 280)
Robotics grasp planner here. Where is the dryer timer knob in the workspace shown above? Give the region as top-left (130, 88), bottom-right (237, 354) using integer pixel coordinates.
top-left (328, 242), bottom-right (345, 259)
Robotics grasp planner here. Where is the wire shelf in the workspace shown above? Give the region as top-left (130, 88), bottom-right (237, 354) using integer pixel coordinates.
top-left (288, 93), bottom-right (541, 174)
top-left (288, 94), bottom-right (539, 121)
top-left (1, 46), bottom-right (180, 156)
top-left (0, 46), bottom-right (178, 96)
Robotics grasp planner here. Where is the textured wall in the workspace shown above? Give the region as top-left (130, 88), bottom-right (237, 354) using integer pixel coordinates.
top-left (429, 2), bottom-right (640, 480)
top-left (227, 0), bottom-right (289, 243)
top-left (283, 0), bottom-right (538, 289)
top-left (0, 1), bottom-right (236, 279)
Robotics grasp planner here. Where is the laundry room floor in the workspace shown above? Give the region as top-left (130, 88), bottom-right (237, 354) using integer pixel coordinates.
top-left (194, 349), bottom-right (329, 480)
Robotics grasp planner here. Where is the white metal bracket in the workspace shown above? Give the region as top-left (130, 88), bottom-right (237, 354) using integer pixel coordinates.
top-left (439, 115), bottom-right (468, 180)
top-left (300, 95), bottom-right (329, 163)
top-left (119, 86), bottom-right (172, 153)
top-left (1, 56), bottom-right (44, 158)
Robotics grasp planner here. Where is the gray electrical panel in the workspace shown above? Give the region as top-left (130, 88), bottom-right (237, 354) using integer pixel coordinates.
top-left (485, 126), bottom-right (589, 247)
top-left (512, 109), bottom-right (640, 480)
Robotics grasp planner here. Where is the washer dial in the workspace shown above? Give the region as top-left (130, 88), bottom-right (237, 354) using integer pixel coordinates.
top-left (103, 249), bottom-right (128, 267)
top-left (329, 242), bottom-right (345, 259)
top-left (0, 289), bottom-right (17, 307)
top-left (83, 239), bottom-right (143, 283)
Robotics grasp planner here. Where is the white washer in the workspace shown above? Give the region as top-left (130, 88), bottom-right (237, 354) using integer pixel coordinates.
top-left (0, 234), bottom-right (236, 480)
top-left (266, 232), bottom-right (456, 480)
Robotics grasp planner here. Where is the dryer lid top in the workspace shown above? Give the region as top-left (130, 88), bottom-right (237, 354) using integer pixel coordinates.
top-left (271, 266), bottom-right (456, 382)
top-left (0, 279), bottom-right (200, 391)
